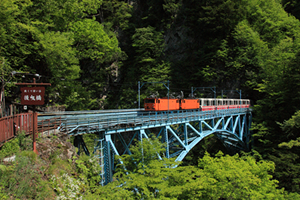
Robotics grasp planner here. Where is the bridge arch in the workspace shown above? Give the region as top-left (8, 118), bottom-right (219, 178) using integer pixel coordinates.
top-left (90, 109), bottom-right (252, 185)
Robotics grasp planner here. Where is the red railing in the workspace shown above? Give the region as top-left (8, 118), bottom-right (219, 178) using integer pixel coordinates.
top-left (0, 113), bottom-right (62, 147)
top-left (0, 113), bottom-right (35, 146)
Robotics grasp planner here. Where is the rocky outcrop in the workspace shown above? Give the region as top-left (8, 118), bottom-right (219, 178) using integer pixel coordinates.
top-left (37, 131), bottom-right (76, 161)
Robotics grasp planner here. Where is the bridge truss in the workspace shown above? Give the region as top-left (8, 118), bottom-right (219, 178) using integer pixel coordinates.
top-left (72, 108), bottom-right (253, 185)
top-left (38, 108), bottom-right (252, 185)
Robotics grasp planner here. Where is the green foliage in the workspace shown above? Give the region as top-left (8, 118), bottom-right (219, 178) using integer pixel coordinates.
top-left (279, 138), bottom-right (300, 149)
top-left (47, 154), bottom-right (74, 177)
top-left (0, 153), bottom-right (52, 199)
top-left (0, 137), bottom-right (20, 158)
top-left (279, 110), bottom-right (300, 138)
top-left (82, 134), bottom-right (99, 154)
top-left (100, 0), bottom-right (132, 30)
top-left (121, 26), bottom-right (171, 102)
top-left (62, 82), bottom-right (98, 110)
top-left (132, 26), bottom-right (165, 65)
top-left (197, 152), bottom-right (282, 199)
top-left (282, 0), bottom-right (300, 19)
top-left (2, 0), bottom-right (300, 196)
top-left (50, 173), bottom-right (85, 199)
top-left (0, 0), bottom-right (128, 110)
top-left (0, 186), bottom-right (9, 199)
top-left (17, 131), bottom-right (32, 151)
top-left (162, 0), bottom-right (182, 28)
top-left (18, 150), bottom-right (37, 163)
top-left (71, 18), bottom-right (121, 62)
top-left (182, 134), bottom-right (228, 166)
top-left (0, 57), bottom-right (13, 97)
top-left (115, 135), bottom-right (167, 174)
top-left (248, 1), bottom-right (300, 191)
top-left (196, 0), bottom-right (248, 38)
top-left (75, 155), bottom-right (102, 193)
top-left (39, 31), bottom-right (80, 80)
top-left (100, 139), bottom-right (295, 199)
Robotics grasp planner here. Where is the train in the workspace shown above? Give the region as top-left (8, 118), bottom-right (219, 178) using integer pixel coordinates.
top-left (144, 98), bottom-right (250, 111)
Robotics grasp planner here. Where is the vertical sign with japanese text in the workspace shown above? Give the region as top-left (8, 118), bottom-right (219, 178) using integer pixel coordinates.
top-left (21, 87), bottom-right (45, 105)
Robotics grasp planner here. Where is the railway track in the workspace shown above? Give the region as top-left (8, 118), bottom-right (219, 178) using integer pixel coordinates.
top-left (37, 108), bottom-right (251, 135)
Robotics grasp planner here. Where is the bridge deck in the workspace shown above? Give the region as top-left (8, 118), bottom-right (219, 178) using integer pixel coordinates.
top-left (45, 108), bottom-right (251, 135)
top-left (37, 107), bottom-right (252, 185)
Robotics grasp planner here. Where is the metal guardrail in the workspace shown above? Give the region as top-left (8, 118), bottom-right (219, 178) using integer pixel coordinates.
top-left (0, 108), bottom-right (250, 147)
top-left (37, 109), bottom-right (145, 135)
top-left (37, 108), bottom-right (144, 119)
top-left (37, 117), bottom-right (62, 135)
top-left (58, 108), bottom-right (251, 135)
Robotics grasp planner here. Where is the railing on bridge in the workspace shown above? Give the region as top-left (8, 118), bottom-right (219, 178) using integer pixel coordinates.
top-left (58, 108), bottom-right (251, 135)
top-left (0, 107), bottom-right (252, 186)
top-left (0, 113), bottom-right (34, 146)
top-left (0, 113), bottom-right (62, 147)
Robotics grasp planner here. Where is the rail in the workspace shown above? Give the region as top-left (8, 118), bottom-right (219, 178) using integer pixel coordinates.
top-left (0, 113), bottom-right (62, 146)
top-left (0, 113), bottom-right (34, 146)
top-left (0, 108), bottom-right (251, 145)
top-left (59, 108), bottom-right (251, 135)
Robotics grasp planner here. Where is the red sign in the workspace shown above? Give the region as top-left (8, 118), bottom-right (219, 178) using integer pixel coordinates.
top-left (21, 87), bottom-right (45, 105)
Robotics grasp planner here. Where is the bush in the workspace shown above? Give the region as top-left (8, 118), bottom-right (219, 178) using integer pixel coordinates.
top-left (75, 155), bottom-right (102, 193)
top-left (17, 131), bottom-right (32, 151)
top-left (47, 159), bottom-right (73, 177)
top-left (50, 173), bottom-right (85, 200)
top-left (0, 154), bottom-right (53, 199)
top-left (0, 137), bottom-right (20, 158)
top-left (18, 150), bottom-right (37, 163)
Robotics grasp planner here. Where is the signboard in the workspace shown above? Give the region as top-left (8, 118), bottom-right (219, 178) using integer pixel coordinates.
top-left (21, 87), bottom-right (45, 105)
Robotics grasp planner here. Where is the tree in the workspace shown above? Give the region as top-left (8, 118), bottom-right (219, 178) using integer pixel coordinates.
top-left (282, 0), bottom-right (300, 20)
top-left (91, 137), bottom-right (296, 199)
top-left (249, 0), bottom-right (300, 192)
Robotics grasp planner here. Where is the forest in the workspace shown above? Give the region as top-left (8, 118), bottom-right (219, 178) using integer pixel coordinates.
top-left (1, 0), bottom-right (300, 199)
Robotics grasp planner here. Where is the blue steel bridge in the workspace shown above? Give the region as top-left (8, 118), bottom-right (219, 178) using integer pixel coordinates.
top-left (38, 107), bottom-right (252, 185)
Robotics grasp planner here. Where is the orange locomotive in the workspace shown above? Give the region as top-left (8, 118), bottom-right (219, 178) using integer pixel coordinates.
top-left (144, 98), bottom-right (250, 111)
top-left (144, 98), bottom-right (199, 111)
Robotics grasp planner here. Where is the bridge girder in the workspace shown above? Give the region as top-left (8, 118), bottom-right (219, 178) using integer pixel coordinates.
top-left (92, 111), bottom-right (252, 185)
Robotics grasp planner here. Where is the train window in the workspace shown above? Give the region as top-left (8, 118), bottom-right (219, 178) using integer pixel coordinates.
top-left (145, 99), bottom-right (155, 103)
top-left (158, 100), bottom-right (160, 103)
top-left (204, 100), bottom-right (208, 106)
top-left (218, 100), bottom-right (222, 105)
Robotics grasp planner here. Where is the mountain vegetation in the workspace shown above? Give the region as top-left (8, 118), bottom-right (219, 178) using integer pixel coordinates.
top-left (1, 0), bottom-right (300, 198)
